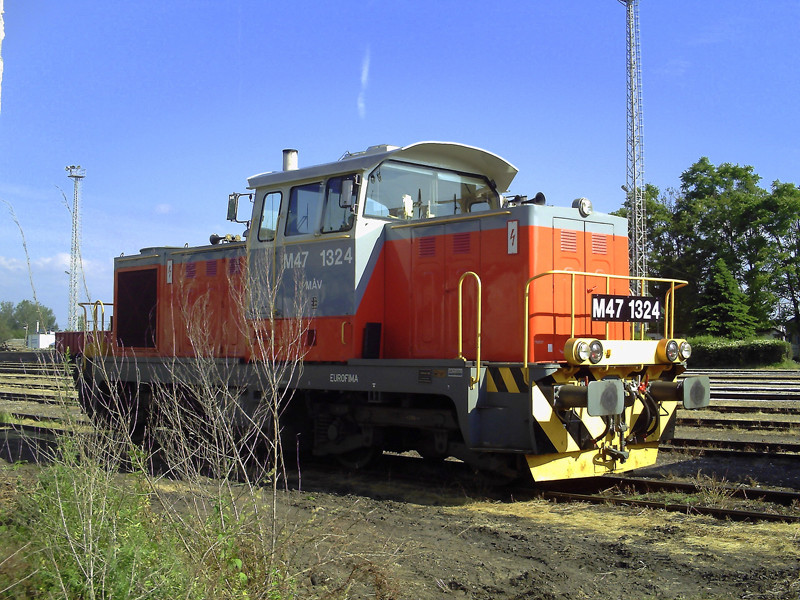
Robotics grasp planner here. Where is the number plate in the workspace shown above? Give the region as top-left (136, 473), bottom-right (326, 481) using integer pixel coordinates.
top-left (591, 294), bottom-right (662, 322)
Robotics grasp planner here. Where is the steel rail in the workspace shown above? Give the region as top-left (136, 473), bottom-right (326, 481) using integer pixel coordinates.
top-left (676, 416), bottom-right (800, 430)
top-left (598, 475), bottom-right (800, 506)
top-left (538, 489), bottom-right (800, 523)
top-left (668, 437), bottom-right (800, 453)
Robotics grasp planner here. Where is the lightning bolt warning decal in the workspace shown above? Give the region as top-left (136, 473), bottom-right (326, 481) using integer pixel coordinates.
top-left (507, 220), bottom-right (519, 255)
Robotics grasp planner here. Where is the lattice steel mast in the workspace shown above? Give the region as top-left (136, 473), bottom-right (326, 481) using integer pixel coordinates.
top-left (66, 165), bottom-right (85, 330)
top-left (619, 0), bottom-right (647, 293)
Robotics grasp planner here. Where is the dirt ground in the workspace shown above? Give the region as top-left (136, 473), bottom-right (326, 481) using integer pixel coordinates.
top-left (1, 444), bottom-right (800, 599)
top-left (1, 431), bottom-right (799, 599)
top-left (2, 358), bottom-right (798, 598)
top-left (244, 452), bottom-right (799, 600)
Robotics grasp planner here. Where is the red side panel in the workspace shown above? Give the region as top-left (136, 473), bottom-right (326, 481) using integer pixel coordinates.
top-left (111, 215), bottom-right (629, 365)
top-left (377, 218), bottom-right (629, 364)
top-left (383, 234), bottom-right (412, 358)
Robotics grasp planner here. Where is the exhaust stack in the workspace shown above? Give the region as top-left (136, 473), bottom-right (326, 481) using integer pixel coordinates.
top-left (282, 149), bottom-right (298, 171)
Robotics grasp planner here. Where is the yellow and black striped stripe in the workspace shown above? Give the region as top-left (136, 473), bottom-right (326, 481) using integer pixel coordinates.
top-left (485, 367), bottom-right (528, 393)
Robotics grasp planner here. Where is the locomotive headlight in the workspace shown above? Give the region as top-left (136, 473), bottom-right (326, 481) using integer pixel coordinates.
top-left (566, 338), bottom-right (605, 365)
top-left (572, 197), bottom-right (593, 217)
top-left (665, 340), bottom-right (680, 362)
top-left (575, 341), bottom-right (591, 362)
top-left (679, 341), bottom-right (692, 360)
top-left (588, 340), bottom-right (604, 364)
top-left (657, 338), bottom-right (685, 363)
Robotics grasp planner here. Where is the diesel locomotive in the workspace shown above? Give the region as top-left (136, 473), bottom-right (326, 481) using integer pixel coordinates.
top-left (80, 141), bottom-right (710, 481)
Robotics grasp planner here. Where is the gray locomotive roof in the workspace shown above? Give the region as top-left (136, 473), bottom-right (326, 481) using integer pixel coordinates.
top-left (246, 141), bottom-right (519, 193)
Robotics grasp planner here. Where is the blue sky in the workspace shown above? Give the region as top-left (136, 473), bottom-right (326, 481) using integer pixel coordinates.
top-left (1, 1), bottom-right (798, 330)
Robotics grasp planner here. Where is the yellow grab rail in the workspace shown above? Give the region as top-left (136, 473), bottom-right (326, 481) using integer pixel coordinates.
top-left (457, 271), bottom-right (482, 388)
top-left (79, 300), bottom-right (113, 333)
top-left (341, 320), bottom-right (351, 345)
top-left (523, 271), bottom-right (688, 366)
top-left (78, 300), bottom-right (113, 357)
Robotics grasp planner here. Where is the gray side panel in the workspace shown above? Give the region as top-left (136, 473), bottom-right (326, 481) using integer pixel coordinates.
top-left (248, 240), bottom-right (355, 318)
top-left (354, 223), bottom-right (386, 309)
top-left (94, 356), bottom-right (479, 450)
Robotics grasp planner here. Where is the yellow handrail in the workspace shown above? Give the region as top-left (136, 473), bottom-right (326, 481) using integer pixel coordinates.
top-left (79, 300), bottom-right (113, 333)
top-left (78, 301), bottom-right (113, 357)
top-left (523, 271), bottom-right (688, 366)
top-left (457, 271), bottom-right (482, 388)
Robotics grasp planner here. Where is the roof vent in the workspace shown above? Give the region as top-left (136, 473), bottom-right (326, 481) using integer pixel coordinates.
top-left (364, 144), bottom-right (399, 154)
top-left (340, 144), bottom-right (399, 160)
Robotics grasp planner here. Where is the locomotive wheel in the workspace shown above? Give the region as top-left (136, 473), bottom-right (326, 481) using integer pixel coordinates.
top-left (78, 379), bottom-right (146, 437)
top-left (473, 465), bottom-right (523, 486)
top-left (462, 451), bottom-right (529, 486)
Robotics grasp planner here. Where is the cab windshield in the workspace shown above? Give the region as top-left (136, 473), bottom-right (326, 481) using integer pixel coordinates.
top-left (364, 161), bottom-right (499, 220)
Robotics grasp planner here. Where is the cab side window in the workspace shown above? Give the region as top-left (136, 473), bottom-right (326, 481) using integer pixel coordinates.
top-left (321, 175), bottom-right (358, 233)
top-left (286, 182), bottom-right (324, 236)
top-left (257, 191), bottom-right (282, 241)
top-left (365, 161), bottom-right (498, 220)
top-left (365, 163), bottom-right (435, 220)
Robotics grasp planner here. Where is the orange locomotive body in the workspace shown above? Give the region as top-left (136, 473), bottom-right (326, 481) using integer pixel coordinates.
top-left (85, 142), bottom-right (709, 481)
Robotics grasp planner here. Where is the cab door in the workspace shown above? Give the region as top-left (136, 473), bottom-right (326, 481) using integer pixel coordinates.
top-left (262, 176), bottom-right (359, 361)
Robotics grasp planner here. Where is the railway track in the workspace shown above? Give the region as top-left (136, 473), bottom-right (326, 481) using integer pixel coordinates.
top-left (0, 356), bottom-right (65, 375)
top-left (664, 439), bottom-right (800, 457)
top-left (314, 453), bottom-right (800, 523)
top-left (536, 475), bottom-right (800, 523)
top-left (0, 356), bottom-right (85, 438)
top-left (674, 368), bottom-right (800, 459)
top-left (681, 368), bottom-right (800, 400)
top-left (1, 357), bottom-right (799, 519)
top-left (356, 454), bottom-right (800, 523)
top-left (678, 415), bottom-right (800, 429)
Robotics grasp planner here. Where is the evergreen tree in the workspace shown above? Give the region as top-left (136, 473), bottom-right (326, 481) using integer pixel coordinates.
top-left (693, 259), bottom-right (758, 338)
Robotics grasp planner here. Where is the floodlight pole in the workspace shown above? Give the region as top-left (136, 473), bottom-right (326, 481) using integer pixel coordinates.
top-left (618, 0), bottom-right (647, 296)
top-left (66, 165), bottom-right (85, 331)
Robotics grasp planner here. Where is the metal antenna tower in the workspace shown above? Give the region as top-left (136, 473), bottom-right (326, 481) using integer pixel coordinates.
top-left (66, 165), bottom-right (85, 331)
top-left (618, 0), bottom-right (647, 293)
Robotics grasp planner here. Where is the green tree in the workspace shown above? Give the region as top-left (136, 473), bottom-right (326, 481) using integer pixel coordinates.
top-left (613, 184), bottom-right (699, 332)
top-left (13, 299), bottom-right (59, 333)
top-left (0, 301), bottom-right (14, 341)
top-left (615, 159), bottom-right (800, 338)
top-left (693, 259), bottom-right (758, 338)
top-left (761, 181), bottom-right (800, 339)
top-left (0, 300), bottom-right (59, 339)
top-left (675, 158), bottom-right (773, 329)
top-left (611, 183), bottom-right (674, 271)
top-left (613, 159), bottom-right (800, 336)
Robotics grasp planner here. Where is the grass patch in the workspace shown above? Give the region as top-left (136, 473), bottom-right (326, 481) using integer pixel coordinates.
top-left (763, 358), bottom-right (800, 370)
top-left (0, 414), bottom-right (71, 430)
top-left (0, 444), bottom-right (308, 599)
top-left (0, 441), bottom-right (195, 599)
